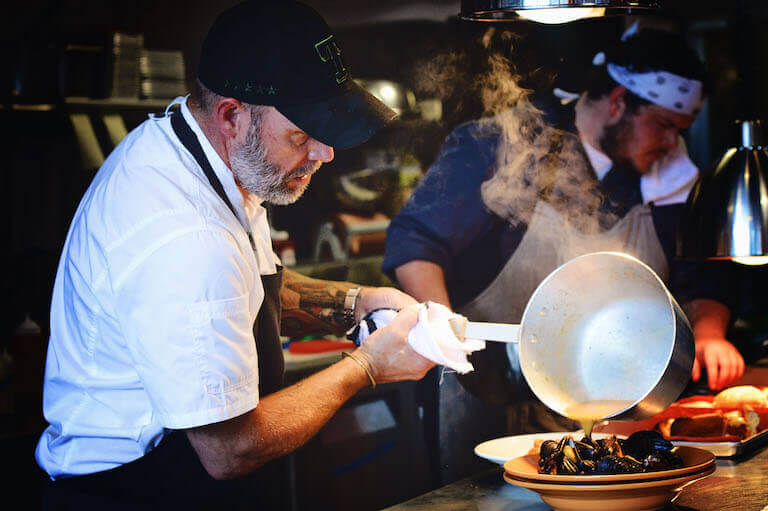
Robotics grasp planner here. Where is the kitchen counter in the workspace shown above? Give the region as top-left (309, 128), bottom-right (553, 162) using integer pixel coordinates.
top-left (384, 444), bottom-right (768, 511)
top-left (386, 366), bottom-right (768, 511)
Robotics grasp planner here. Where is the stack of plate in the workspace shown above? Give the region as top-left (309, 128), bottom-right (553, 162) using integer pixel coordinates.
top-left (502, 446), bottom-right (716, 511)
top-left (139, 49), bottom-right (186, 99)
top-left (109, 32), bottom-right (144, 99)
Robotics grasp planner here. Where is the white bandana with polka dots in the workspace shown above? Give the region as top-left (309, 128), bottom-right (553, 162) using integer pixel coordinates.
top-left (604, 59), bottom-right (704, 116)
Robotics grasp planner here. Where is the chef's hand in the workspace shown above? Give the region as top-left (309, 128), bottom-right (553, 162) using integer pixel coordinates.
top-left (692, 337), bottom-right (745, 391)
top-left (354, 304), bottom-right (434, 384)
top-left (355, 287), bottom-right (418, 322)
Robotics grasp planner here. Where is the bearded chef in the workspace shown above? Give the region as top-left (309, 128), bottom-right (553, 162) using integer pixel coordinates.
top-left (384, 24), bottom-right (743, 434)
top-left (35, 2), bottom-right (435, 509)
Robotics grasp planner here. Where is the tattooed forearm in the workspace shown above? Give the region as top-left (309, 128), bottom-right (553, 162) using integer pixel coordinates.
top-left (280, 268), bottom-right (357, 338)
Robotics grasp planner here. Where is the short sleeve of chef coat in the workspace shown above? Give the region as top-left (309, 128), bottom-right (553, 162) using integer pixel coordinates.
top-left (113, 225), bottom-right (262, 429)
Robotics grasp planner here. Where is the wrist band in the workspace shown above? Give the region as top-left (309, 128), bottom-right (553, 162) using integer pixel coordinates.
top-left (342, 351), bottom-right (376, 389)
top-left (342, 287), bottom-right (362, 329)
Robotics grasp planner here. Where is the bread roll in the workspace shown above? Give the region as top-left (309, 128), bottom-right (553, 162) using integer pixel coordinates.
top-left (669, 413), bottom-right (725, 437)
top-left (713, 386), bottom-right (768, 408)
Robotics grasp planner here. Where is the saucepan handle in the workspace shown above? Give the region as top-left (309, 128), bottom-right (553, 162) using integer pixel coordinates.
top-left (449, 317), bottom-right (521, 343)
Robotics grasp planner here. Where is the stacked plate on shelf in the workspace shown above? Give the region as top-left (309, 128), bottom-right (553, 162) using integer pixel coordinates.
top-left (140, 49), bottom-right (187, 99)
top-left (501, 446), bottom-right (716, 511)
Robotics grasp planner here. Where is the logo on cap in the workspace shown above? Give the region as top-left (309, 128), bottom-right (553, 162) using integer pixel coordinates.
top-left (314, 35), bottom-right (349, 85)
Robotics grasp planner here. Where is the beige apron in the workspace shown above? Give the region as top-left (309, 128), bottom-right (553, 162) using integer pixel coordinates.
top-left (456, 199), bottom-right (668, 433)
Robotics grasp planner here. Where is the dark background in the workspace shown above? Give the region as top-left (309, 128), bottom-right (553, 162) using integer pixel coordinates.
top-left (1, 1), bottom-right (767, 507)
top-left (2, 0), bottom-right (767, 340)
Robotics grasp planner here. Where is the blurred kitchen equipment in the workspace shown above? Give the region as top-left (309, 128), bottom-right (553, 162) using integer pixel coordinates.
top-left (140, 49), bottom-right (186, 99)
top-left (455, 252), bottom-right (694, 422)
top-left (678, 120), bottom-right (768, 265)
top-left (332, 167), bottom-right (396, 214)
top-left (460, 0), bottom-right (659, 23)
top-left (313, 212), bottom-right (390, 262)
top-left (355, 79), bottom-right (416, 117)
top-left (107, 32), bottom-right (143, 99)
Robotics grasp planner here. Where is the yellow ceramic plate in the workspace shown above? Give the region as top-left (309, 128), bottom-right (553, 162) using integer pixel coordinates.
top-left (503, 464), bottom-right (715, 511)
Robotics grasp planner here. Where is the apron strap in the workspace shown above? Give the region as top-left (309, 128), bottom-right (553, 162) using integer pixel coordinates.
top-left (170, 110), bottom-right (257, 250)
top-left (171, 111), bottom-right (239, 218)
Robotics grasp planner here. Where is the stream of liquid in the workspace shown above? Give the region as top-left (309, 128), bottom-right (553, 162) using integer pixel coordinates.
top-left (564, 400), bottom-right (635, 438)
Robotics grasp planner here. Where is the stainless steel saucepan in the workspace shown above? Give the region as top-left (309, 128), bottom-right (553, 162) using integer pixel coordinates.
top-left (451, 251), bottom-right (694, 422)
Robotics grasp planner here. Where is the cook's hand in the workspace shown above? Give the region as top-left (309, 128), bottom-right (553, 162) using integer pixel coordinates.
top-left (355, 287), bottom-right (418, 322)
top-left (355, 304), bottom-right (434, 384)
top-left (692, 337), bottom-right (745, 391)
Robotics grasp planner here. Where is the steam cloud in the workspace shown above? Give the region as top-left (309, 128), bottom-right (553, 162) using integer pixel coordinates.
top-left (412, 27), bottom-right (617, 237)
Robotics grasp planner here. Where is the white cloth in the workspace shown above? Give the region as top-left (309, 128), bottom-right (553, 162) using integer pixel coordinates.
top-left (36, 96), bottom-right (278, 478)
top-left (352, 303), bottom-right (485, 374)
top-left (605, 62), bottom-right (704, 116)
top-left (640, 137), bottom-right (699, 205)
top-left (580, 135), bottom-right (697, 206)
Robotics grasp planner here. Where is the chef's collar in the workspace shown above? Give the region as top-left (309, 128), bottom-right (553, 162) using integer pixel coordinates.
top-left (174, 96), bottom-right (266, 226)
top-left (579, 136), bottom-right (613, 181)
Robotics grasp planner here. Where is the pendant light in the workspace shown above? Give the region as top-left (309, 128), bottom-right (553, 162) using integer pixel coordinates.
top-left (460, 0), bottom-right (660, 23)
top-left (677, 120), bottom-right (768, 265)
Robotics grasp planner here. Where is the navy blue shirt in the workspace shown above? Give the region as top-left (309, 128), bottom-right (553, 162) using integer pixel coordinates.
top-left (383, 121), bottom-right (724, 308)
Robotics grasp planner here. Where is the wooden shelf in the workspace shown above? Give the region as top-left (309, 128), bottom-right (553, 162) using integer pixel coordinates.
top-left (2, 97), bottom-right (174, 111)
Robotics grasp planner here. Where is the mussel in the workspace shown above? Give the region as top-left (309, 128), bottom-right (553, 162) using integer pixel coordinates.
top-left (622, 430), bottom-right (674, 459)
top-left (538, 435), bottom-right (588, 475)
top-left (596, 454), bottom-right (644, 474)
top-left (537, 430), bottom-right (684, 476)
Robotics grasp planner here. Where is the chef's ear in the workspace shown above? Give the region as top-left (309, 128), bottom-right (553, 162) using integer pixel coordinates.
top-left (212, 97), bottom-right (249, 141)
top-left (606, 86), bottom-right (628, 124)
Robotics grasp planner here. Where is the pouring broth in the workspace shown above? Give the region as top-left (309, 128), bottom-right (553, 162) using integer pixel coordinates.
top-left (565, 400), bottom-right (635, 438)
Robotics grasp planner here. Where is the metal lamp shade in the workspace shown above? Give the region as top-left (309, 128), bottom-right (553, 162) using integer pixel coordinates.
top-left (678, 120), bottom-right (768, 261)
top-left (460, 0), bottom-right (660, 22)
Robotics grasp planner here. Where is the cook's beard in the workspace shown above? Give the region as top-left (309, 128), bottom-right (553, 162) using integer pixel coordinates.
top-left (599, 111), bottom-right (639, 174)
top-left (230, 123), bottom-right (318, 205)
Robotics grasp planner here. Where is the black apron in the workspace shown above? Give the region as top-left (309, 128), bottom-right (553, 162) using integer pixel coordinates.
top-left (41, 110), bottom-right (288, 510)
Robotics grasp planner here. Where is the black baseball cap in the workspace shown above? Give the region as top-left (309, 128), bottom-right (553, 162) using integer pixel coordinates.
top-left (197, 0), bottom-right (397, 150)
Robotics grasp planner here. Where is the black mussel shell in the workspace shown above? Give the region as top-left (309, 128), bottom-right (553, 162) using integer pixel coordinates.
top-left (623, 430), bottom-right (674, 460)
top-left (596, 436), bottom-right (624, 458)
top-left (596, 455), bottom-right (621, 474)
top-left (573, 439), bottom-right (597, 461)
top-left (580, 459), bottom-right (598, 474)
top-left (539, 440), bottom-right (559, 461)
top-left (597, 454), bottom-right (644, 474)
top-left (642, 451), bottom-right (684, 471)
top-left (539, 455), bottom-right (558, 474)
top-left (557, 443), bottom-right (582, 474)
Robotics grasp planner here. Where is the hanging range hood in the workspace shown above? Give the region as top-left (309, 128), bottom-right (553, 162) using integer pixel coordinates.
top-left (460, 0), bottom-right (660, 23)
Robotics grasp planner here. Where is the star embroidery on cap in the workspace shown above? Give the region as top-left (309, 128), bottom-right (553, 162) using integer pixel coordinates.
top-left (267, 86), bottom-right (277, 95)
top-left (256, 85), bottom-right (265, 95)
top-left (232, 81), bottom-right (241, 91)
top-left (244, 82), bottom-right (253, 93)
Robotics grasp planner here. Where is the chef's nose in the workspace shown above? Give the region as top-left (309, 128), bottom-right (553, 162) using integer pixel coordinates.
top-left (308, 139), bottom-right (334, 163)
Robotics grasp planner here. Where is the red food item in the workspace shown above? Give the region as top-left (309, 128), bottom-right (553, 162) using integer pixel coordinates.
top-left (594, 385), bottom-right (768, 443)
top-left (288, 340), bottom-right (355, 354)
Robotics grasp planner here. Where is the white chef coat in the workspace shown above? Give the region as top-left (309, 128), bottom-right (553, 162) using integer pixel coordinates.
top-left (36, 97), bottom-right (278, 479)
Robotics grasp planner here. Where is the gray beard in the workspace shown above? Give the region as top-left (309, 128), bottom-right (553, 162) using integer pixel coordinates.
top-left (229, 122), bottom-right (315, 205)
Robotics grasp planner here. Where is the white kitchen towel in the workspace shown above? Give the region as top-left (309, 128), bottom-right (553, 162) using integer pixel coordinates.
top-left (640, 136), bottom-right (699, 206)
top-left (348, 302), bottom-right (486, 374)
